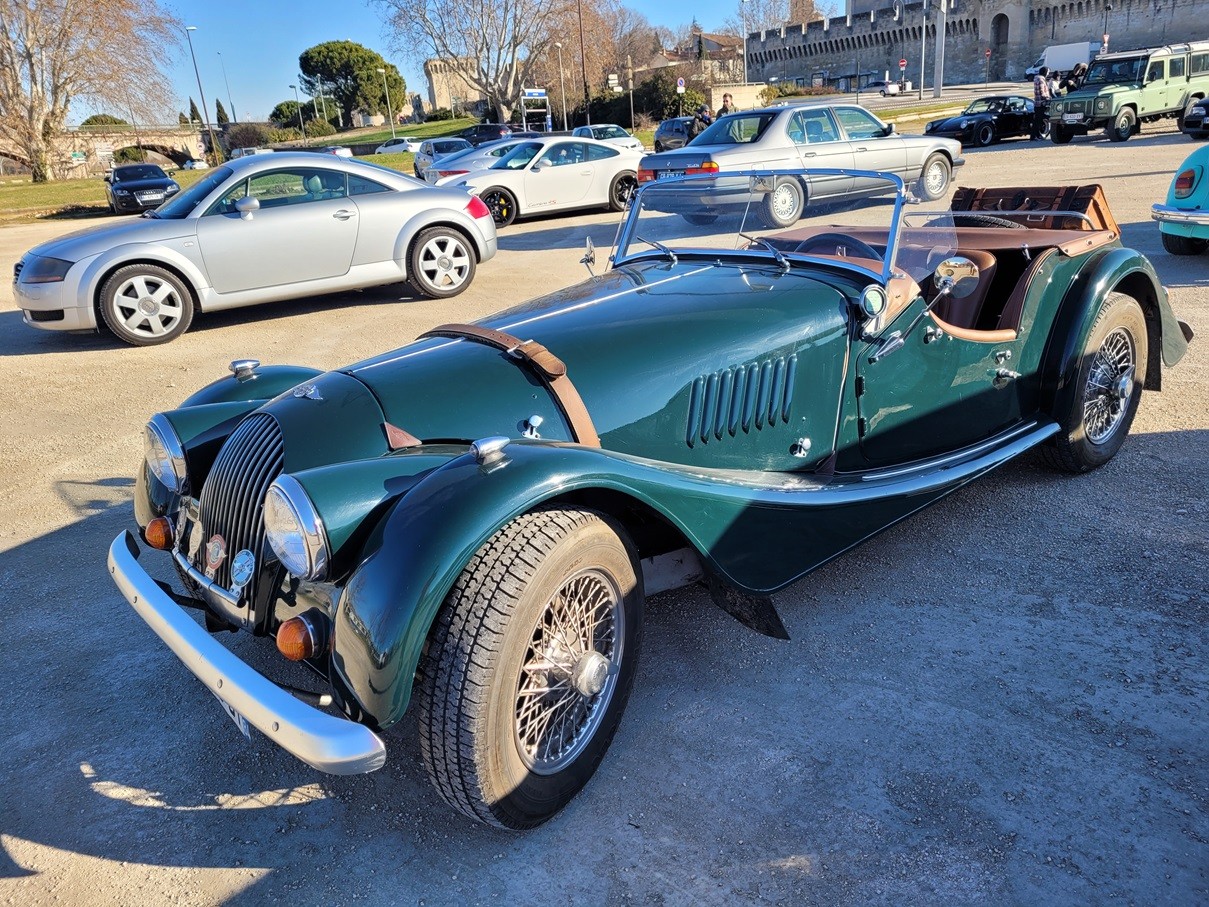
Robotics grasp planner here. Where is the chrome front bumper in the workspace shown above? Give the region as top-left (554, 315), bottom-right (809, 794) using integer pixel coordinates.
top-left (108, 530), bottom-right (386, 775)
top-left (1151, 204), bottom-right (1209, 228)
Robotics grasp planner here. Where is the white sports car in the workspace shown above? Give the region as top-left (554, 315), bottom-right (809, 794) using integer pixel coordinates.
top-left (443, 136), bottom-right (642, 226)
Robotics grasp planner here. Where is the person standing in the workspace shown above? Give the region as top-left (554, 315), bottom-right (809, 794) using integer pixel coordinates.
top-left (1032, 65), bottom-right (1052, 139)
top-left (718, 93), bottom-right (734, 116)
top-left (688, 104), bottom-right (711, 140)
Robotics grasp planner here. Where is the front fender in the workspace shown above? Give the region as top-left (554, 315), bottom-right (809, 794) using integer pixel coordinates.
top-left (180, 365), bottom-right (325, 407)
top-left (1041, 246), bottom-right (1188, 416)
top-left (78, 241), bottom-right (211, 312)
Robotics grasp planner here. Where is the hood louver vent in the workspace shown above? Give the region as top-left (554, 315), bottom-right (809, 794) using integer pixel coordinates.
top-left (686, 355), bottom-right (796, 447)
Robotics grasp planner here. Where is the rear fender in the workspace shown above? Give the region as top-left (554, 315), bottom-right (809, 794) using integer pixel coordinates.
top-left (1041, 247), bottom-right (1188, 418)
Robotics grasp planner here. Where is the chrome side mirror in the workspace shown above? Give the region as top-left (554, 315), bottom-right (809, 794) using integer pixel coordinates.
top-left (933, 256), bottom-right (980, 299)
top-left (234, 195), bottom-right (260, 220)
top-left (581, 236), bottom-right (596, 278)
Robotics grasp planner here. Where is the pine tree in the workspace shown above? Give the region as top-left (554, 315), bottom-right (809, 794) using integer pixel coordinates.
top-left (216, 98), bottom-right (229, 126)
top-left (178, 111), bottom-right (188, 125)
top-left (188, 98), bottom-right (202, 125)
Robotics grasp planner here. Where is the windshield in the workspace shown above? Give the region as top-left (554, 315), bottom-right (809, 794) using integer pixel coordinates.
top-left (615, 171), bottom-right (957, 288)
top-left (694, 112), bottom-right (778, 146)
top-left (153, 166), bottom-right (232, 219)
top-left (1084, 56), bottom-right (1146, 85)
top-left (963, 98), bottom-right (1003, 114)
top-left (114, 165), bottom-right (167, 181)
top-left (491, 142), bottom-right (543, 169)
top-left (595, 126), bottom-right (628, 140)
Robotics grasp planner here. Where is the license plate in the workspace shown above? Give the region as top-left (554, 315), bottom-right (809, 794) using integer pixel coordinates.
top-left (213, 691), bottom-right (251, 739)
top-left (656, 170), bottom-right (686, 180)
top-left (141, 194), bottom-right (164, 201)
top-left (1063, 113), bottom-right (1081, 123)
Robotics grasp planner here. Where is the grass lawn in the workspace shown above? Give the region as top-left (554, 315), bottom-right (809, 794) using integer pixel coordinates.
top-left (340, 117), bottom-right (479, 147)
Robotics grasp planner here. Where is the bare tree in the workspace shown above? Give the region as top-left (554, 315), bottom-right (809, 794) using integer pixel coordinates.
top-left (0, 0), bottom-right (177, 181)
top-left (721, 0), bottom-right (832, 38)
top-left (377, 0), bottom-right (569, 123)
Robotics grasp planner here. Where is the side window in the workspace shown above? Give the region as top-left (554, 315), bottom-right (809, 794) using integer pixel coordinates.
top-left (1146, 60), bottom-right (1165, 82)
top-left (206, 178), bottom-right (250, 216)
top-left (546, 142), bottom-right (586, 166)
top-left (240, 169), bottom-right (346, 209)
top-left (1170, 57), bottom-right (1186, 79)
top-left (834, 107), bottom-right (886, 140)
top-left (349, 174), bottom-right (390, 196)
top-left (790, 109), bottom-right (839, 144)
top-left (586, 143), bottom-right (619, 160)
top-left (1193, 53), bottom-right (1209, 75)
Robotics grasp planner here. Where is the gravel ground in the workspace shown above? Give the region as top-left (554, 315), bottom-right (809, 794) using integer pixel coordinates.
top-left (0, 126), bottom-right (1205, 906)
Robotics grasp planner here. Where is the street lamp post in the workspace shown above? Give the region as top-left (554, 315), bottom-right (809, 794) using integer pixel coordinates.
top-left (576, 0), bottom-right (591, 125)
top-left (289, 84), bottom-right (307, 144)
top-left (184, 26), bottom-right (221, 163)
top-left (217, 51), bottom-right (237, 123)
top-left (918, 0), bottom-right (928, 101)
top-left (1102, 4), bottom-right (1112, 54)
top-left (741, 0), bottom-right (749, 85)
top-left (554, 42), bottom-right (568, 131)
top-left (377, 68), bottom-right (397, 139)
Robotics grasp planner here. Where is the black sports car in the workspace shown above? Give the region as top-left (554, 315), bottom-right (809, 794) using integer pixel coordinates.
top-left (104, 164), bottom-right (180, 215)
top-left (925, 95), bottom-right (1043, 146)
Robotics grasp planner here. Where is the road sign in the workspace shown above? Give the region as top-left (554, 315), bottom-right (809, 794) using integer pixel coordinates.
top-left (523, 88), bottom-right (547, 98)
top-left (985, 48), bottom-right (992, 58)
top-left (899, 58), bottom-right (907, 69)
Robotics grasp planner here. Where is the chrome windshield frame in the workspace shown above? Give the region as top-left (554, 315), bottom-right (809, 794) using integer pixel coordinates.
top-left (613, 168), bottom-right (909, 285)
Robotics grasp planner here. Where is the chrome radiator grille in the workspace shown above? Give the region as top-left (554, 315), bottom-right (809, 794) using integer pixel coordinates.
top-left (195, 413), bottom-right (284, 593)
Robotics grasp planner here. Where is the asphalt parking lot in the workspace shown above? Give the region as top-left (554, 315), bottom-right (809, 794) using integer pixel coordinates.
top-left (1, 126), bottom-right (1206, 905)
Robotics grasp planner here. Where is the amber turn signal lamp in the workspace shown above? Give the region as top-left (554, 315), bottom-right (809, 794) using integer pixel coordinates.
top-left (144, 517), bottom-right (174, 550)
top-left (277, 615), bottom-right (318, 662)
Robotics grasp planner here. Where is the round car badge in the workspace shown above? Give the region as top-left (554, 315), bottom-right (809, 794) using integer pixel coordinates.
top-left (230, 549), bottom-right (256, 589)
top-left (204, 534), bottom-right (227, 578)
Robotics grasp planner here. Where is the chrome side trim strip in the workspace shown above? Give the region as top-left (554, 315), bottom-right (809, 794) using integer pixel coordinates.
top-left (110, 531), bottom-right (386, 775)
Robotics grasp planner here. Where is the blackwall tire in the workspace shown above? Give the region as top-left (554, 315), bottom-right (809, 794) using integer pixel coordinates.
top-left (418, 507), bottom-right (643, 829)
top-left (1108, 108), bottom-right (1136, 142)
top-left (916, 153), bottom-right (952, 201)
top-left (975, 122), bottom-right (995, 147)
top-left (1042, 292), bottom-right (1148, 473)
top-left (608, 172), bottom-right (637, 211)
top-left (1161, 231), bottom-right (1209, 255)
top-left (1051, 124), bottom-right (1073, 144)
top-left (98, 264), bottom-right (194, 346)
top-left (406, 226), bottom-right (476, 299)
top-left (758, 177), bottom-right (804, 228)
top-left (480, 187), bottom-right (518, 227)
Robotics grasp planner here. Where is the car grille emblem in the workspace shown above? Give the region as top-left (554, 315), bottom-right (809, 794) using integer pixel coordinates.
top-left (204, 534), bottom-right (227, 579)
top-left (230, 549), bottom-right (256, 590)
top-left (293, 383), bottom-right (323, 400)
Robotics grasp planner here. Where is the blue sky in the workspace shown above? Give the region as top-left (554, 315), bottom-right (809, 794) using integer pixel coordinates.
top-left (153, 0), bottom-right (736, 126)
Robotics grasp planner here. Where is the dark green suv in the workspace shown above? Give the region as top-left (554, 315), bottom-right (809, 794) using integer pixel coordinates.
top-left (1050, 42), bottom-right (1209, 143)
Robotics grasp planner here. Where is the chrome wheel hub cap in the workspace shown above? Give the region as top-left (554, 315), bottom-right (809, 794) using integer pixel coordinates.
top-left (418, 236), bottom-right (470, 289)
top-left (113, 275), bottom-right (182, 338)
top-left (1084, 327), bottom-right (1136, 445)
top-left (772, 185), bottom-right (795, 219)
top-left (514, 568), bottom-right (623, 774)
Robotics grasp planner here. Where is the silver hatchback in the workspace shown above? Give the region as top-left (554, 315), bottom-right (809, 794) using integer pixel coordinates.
top-left (637, 102), bottom-right (963, 227)
top-left (14, 153), bottom-right (497, 345)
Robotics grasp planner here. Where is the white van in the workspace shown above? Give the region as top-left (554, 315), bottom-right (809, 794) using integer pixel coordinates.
top-left (229, 147), bottom-right (274, 159)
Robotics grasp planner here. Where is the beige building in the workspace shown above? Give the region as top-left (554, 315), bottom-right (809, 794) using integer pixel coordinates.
top-left (424, 58), bottom-right (488, 115)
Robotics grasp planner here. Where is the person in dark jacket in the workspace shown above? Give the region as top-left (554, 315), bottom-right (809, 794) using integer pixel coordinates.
top-left (688, 105), bottom-right (711, 139)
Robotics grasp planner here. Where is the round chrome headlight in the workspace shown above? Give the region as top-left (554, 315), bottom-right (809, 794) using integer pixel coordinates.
top-left (144, 414), bottom-right (186, 493)
top-left (263, 475), bottom-right (329, 580)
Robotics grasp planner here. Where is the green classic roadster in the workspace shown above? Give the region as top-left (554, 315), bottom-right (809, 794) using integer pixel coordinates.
top-left (109, 170), bottom-right (1192, 829)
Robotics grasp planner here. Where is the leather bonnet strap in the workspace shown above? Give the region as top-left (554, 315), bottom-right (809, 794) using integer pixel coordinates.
top-left (418, 322), bottom-right (601, 448)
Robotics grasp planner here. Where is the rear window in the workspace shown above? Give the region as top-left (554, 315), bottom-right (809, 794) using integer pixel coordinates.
top-left (695, 113), bottom-right (777, 145)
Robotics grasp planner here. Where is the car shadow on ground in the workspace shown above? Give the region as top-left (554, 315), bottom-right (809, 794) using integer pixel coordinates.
top-left (2, 428), bottom-right (1206, 903)
top-left (495, 218), bottom-right (623, 253)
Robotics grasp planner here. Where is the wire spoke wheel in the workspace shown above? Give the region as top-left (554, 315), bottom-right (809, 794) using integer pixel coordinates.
top-left (514, 568), bottom-right (623, 774)
top-left (1083, 326), bottom-right (1136, 445)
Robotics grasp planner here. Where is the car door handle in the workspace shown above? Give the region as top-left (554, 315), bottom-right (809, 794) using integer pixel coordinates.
top-left (855, 146), bottom-right (869, 152)
top-left (802, 151), bottom-right (817, 158)
top-left (333, 209), bottom-right (356, 220)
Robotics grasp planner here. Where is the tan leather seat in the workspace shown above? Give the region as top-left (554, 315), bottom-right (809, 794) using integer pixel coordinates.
top-left (931, 249), bottom-right (997, 329)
